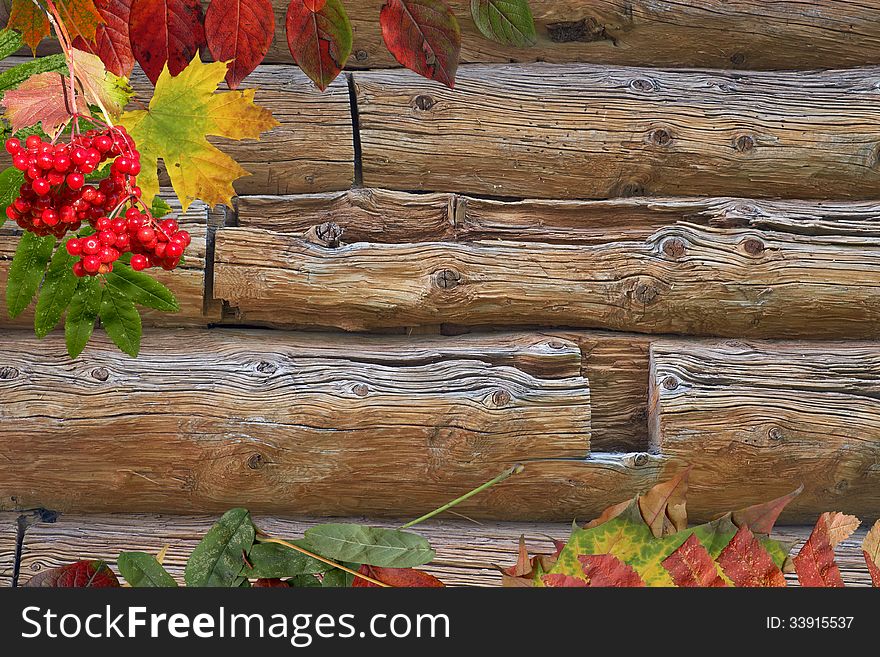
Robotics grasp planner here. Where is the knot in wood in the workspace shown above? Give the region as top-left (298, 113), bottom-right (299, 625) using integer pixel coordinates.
top-left (633, 453), bottom-right (649, 467)
top-left (767, 427), bottom-right (784, 441)
top-left (247, 453), bottom-right (265, 470)
top-left (256, 361), bottom-right (277, 374)
top-left (413, 95), bottom-right (436, 111)
top-left (742, 237), bottom-right (765, 256)
top-left (309, 221), bottom-right (343, 247)
top-left (734, 135), bottom-right (756, 153)
top-left (649, 128), bottom-right (673, 147)
top-left (352, 383), bottom-right (369, 397)
top-left (662, 375), bottom-right (679, 390)
top-left (633, 281), bottom-right (660, 304)
top-left (629, 78), bottom-right (655, 93)
top-left (618, 181), bottom-right (646, 197)
top-left (0, 366), bottom-right (19, 380)
top-left (730, 52), bottom-right (746, 66)
top-left (547, 340), bottom-right (566, 350)
top-left (661, 237), bottom-right (686, 259)
top-left (492, 389), bottom-right (511, 407)
top-left (91, 367), bottom-right (109, 381)
top-left (355, 49), bottom-right (369, 62)
top-left (433, 268), bottom-right (461, 289)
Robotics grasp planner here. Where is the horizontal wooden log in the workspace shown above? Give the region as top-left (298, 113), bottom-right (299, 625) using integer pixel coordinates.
top-left (213, 224), bottom-right (880, 338)
top-left (649, 341), bottom-right (880, 520)
top-left (0, 60), bottom-right (355, 196)
top-left (355, 64), bottom-right (880, 199)
top-left (0, 194), bottom-right (219, 329)
top-left (2, 513), bottom-right (873, 587)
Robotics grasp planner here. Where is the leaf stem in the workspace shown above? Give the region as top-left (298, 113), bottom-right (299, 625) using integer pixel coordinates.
top-left (253, 536), bottom-right (391, 588)
top-left (401, 463), bottom-right (525, 529)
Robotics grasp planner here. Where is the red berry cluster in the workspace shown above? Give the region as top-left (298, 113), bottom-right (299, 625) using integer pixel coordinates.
top-left (3, 129), bottom-right (189, 277)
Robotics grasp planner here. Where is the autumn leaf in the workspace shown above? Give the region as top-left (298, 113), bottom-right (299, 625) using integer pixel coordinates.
top-left (72, 0), bottom-right (135, 77)
top-left (285, 0), bottom-right (352, 91)
top-left (54, 0), bottom-right (104, 43)
top-left (541, 574), bottom-right (587, 587)
top-left (25, 560), bottom-right (120, 587)
top-left (583, 498), bottom-right (631, 530)
top-left (638, 466), bottom-right (690, 538)
top-left (119, 54), bottom-right (278, 210)
top-left (731, 485), bottom-right (804, 535)
top-left (352, 564), bottom-right (445, 587)
top-left (205, 0), bottom-right (274, 90)
top-left (129, 0), bottom-right (206, 85)
top-left (716, 525), bottom-right (786, 587)
top-left (793, 512), bottom-right (859, 587)
top-left (7, 0), bottom-right (49, 52)
top-left (2, 71), bottom-right (87, 137)
top-left (579, 554), bottom-right (645, 587)
top-left (70, 47), bottom-right (133, 116)
top-left (380, 0), bottom-right (461, 88)
top-left (497, 535), bottom-right (561, 587)
top-left (863, 520), bottom-right (880, 587)
top-left (661, 534), bottom-right (726, 587)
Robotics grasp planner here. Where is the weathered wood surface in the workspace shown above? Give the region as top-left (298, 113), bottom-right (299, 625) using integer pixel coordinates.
top-left (2, 513), bottom-right (873, 587)
top-left (213, 224), bottom-right (880, 338)
top-left (355, 64), bottom-right (880, 200)
top-left (0, 195), bottom-right (219, 328)
top-left (649, 341), bottom-right (880, 520)
top-left (0, 60), bottom-right (355, 196)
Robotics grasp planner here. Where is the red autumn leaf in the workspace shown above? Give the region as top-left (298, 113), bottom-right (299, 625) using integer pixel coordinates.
top-left (578, 554), bottom-right (645, 587)
top-left (54, 0), bottom-right (105, 43)
top-left (352, 564), bottom-right (445, 587)
top-left (583, 498), bottom-right (631, 530)
top-left (863, 519), bottom-right (880, 587)
top-left (379, 0), bottom-right (461, 89)
top-left (25, 560), bottom-right (120, 587)
top-left (285, 0), bottom-right (352, 91)
top-left (254, 578), bottom-right (290, 587)
top-left (7, 0), bottom-right (50, 52)
top-left (304, 0), bottom-right (327, 10)
top-left (793, 512), bottom-right (859, 587)
top-left (72, 0), bottom-right (135, 77)
top-left (716, 525), bottom-right (786, 587)
top-left (498, 535), bottom-right (563, 587)
top-left (638, 466), bottom-right (691, 538)
top-left (731, 484), bottom-right (804, 535)
top-left (661, 534), bottom-right (727, 587)
top-left (129, 0), bottom-right (206, 84)
top-left (541, 574), bottom-right (588, 587)
top-left (205, 0), bottom-right (275, 89)
top-left (2, 71), bottom-right (88, 137)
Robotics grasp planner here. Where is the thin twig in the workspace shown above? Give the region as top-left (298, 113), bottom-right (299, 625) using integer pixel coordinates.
top-left (254, 536), bottom-right (391, 588)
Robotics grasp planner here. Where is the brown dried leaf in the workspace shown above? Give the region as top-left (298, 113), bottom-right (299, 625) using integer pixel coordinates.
top-left (731, 484), bottom-right (804, 535)
top-left (638, 466), bottom-right (691, 537)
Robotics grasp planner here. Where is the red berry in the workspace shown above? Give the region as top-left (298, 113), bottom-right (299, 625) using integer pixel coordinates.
top-left (66, 173), bottom-right (85, 190)
top-left (82, 237), bottom-right (100, 255)
top-left (72, 261), bottom-right (86, 277)
top-left (71, 147), bottom-right (88, 166)
top-left (66, 239), bottom-right (83, 256)
top-left (130, 254), bottom-right (149, 271)
top-left (93, 135), bottom-right (113, 153)
top-left (25, 135), bottom-right (41, 150)
top-left (159, 218), bottom-right (179, 234)
top-left (36, 153), bottom-right (54, 169)
top-left (47, 171), bottom-right (65, 186)
top-left (5, 138), bottom-right (21, 154)
top-left (12, 153), bottom-right (28, 170)
top-left (82, 255), bottom-right (101, 274)
top-left (137, 227), bottom-right (155, 243)
top-left (53, 155), bottom-right (71, 172)
top-left (32, 179), bottom-right (50, 196)
top-left (166, 242), bottom-right (184, 259)
top-left (42, 209), bottom-right (59, 226)
top-left (99, 230), bottom-right (117, 246)
top-left (100, 247), bottom-right (119, 263)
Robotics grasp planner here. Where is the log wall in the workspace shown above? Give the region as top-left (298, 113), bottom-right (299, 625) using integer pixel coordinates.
top-left (2, 2), bottom-right (880, 531)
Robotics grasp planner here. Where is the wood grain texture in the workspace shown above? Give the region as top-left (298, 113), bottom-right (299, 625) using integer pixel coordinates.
top-left (0, 195), bottom-right (218, 329)
top-left (650, 341), bottom-right (880, 521)
top-left (4, 514), bottom-right (873, 587)
top-left (355, 64), bottom-right (880, 200)
top-left (213, 224), bottom-right (880, 338)
top-left (0, 60), bottom-right (355, 196)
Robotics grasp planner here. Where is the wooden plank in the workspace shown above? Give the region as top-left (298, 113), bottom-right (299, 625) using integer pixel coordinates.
top-left (8, 514), bottom-right (874, 587)
top-left (0, 194), bottom-right (219, 329)
top-left (0, 513), bottom-right (17, 588)
top-left (649, 341), bottom-right (880, 521)
top-left (213, 224), bottom-right (880, 339)
top-left (0, 60), bottom-right (355, 196)
top-left (355, 64), bottom-right (880, 200)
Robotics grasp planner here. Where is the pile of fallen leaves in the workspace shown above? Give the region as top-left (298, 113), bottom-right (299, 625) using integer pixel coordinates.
top-left (500, 469), bottom-right (880, 587)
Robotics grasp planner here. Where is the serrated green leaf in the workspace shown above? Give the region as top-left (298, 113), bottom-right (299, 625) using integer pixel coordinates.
top-left (302, 524), bottom-right (435, 568)
top-left (244, 542), bottom-right (330, 579)
top-left (0, 29), bottom-right (24, 61)
top-left (471, 0), bottom-right (537, 48)
top-left (185, 508), bottom-right (255, 587)
top-left (6, 231), bottom-right (54, 318)
top-left (150, 196), bottom-right (172, 218)
top-left (0, 166), bottom-right (25, 228)
top-left (65, 275), bottom-right (101, 358)
top-left (34, 240), bottom-right (78, 337)
top-left (117, 552), bottom-right (178, 588)
top-left (98, 287), bottom-right (141, 357)
top-left (104, 262), bottom-right (179, 312)
top-left (0, 53), bottom-right (67, 96)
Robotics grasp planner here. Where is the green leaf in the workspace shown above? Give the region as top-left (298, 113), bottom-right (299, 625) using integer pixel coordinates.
top-left (302, 524), bottom-right (435, 568)
top-left (244, 542), bottom-right (330, 579)
top-left (104, 262), bottom-right (179, 312)
top-left (321, 566), bottom-right (356, 588)
top-left (0, 166), bottom-right (25, 228)
top-left (117, 552), bottom-right (178, 587)
top-left (184, 508), bottom-right (255, 587)
top-left (98, 287), bottom-right (142, 358)
top-left (0, 53), bottom-right (67, 96)
top-left (289, 574), bottom-right (322, 588)
top-left (150, 196), bottom-right (173, 218)
top-left (471, 0), bottom-right (537, 48)
top-left (65, 276), bottom-right (102, 358)
top-left (5, 231), bottom-right (54, 318)
top-left (0, 29), bottom-right (24, 61)
top-left (33, 240), bottom-right (77, 337)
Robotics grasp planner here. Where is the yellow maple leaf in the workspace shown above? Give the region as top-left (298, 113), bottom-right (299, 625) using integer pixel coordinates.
top-left (118, 55), bottom-right (278, 210)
